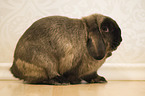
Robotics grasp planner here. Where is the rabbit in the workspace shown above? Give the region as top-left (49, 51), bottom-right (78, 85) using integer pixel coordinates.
top-left (10, 14), bottom-right (122, 85)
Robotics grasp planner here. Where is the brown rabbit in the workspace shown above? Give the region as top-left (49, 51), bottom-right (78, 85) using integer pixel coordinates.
top-left (10, 14), bottom-right (122, 85)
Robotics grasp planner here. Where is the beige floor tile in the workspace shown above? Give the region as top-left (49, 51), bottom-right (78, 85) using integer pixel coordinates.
top-left (0, 80), bottom-right (145, 96)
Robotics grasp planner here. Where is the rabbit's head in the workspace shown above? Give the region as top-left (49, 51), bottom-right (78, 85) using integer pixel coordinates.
top-left (83, 14), bottom-right (122, 60)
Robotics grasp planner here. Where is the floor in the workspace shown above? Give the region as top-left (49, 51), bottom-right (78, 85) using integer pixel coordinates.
top-left (0, 80), bottom-right (145, 96)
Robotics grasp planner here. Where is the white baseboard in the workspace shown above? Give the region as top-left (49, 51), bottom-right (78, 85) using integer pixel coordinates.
top-left (98, 63), bottom-right (145, 80)
top-left (0, 63), bottom-right (17, 80)
top-left (0, 63), bottom-right (145, 80)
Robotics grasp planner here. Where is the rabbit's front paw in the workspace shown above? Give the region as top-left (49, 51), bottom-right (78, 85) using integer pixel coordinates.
top-left (89, 76), bottom-right (107, 83)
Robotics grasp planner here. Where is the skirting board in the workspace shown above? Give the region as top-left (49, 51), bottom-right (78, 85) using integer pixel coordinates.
top-left (0, 63), bottom-right (145, 80)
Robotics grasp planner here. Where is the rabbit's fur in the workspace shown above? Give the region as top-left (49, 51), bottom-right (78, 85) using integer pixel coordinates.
top-left (10, 14), bottom-right (122, 84)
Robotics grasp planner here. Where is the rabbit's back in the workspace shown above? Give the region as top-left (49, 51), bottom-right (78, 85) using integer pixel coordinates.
top-left (14, 16), bottom-right (86, 60)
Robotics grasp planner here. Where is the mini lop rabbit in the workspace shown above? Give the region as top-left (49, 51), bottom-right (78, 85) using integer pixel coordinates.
top-left (10, 14), bottom-right (122, 85)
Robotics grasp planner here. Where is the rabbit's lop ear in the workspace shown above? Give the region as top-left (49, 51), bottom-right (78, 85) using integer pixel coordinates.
top-left (84, 15), bottom-right (106, 60)
top-left (87, 31), bottom-right (106, 60)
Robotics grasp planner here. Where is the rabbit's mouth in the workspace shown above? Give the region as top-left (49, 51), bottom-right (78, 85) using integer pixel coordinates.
top-left (110, 38), bottom-right (122, 51)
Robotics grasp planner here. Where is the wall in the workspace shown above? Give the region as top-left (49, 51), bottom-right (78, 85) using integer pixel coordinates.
top-left (0, 0), bottom-right (145, 80)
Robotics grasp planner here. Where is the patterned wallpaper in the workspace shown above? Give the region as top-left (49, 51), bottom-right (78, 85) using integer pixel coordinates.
top-left (0, 0), bottom-right (145, 63)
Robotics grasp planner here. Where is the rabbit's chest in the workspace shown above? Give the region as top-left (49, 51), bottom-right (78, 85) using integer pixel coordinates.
top-left (78, 57), bottom-right (106, 77)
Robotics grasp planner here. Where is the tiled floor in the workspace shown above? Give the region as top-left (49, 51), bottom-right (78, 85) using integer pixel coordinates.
top-left (0, 80), bottom-right (145, 96)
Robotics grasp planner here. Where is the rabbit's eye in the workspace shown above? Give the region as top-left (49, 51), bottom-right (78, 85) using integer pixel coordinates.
top-left (102, 26), bottom-right (109, 32)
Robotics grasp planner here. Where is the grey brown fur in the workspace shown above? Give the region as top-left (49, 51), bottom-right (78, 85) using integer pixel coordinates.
top-left (10, 14), bottom-right (122, 85)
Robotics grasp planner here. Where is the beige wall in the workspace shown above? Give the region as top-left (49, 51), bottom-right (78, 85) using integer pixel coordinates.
top-left (0, 0), bottom-right (145, 63)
